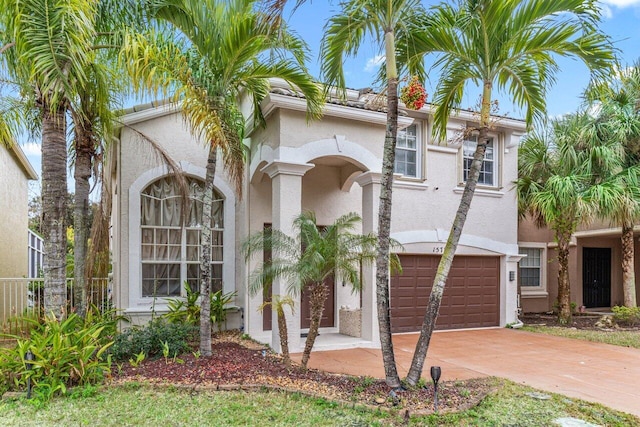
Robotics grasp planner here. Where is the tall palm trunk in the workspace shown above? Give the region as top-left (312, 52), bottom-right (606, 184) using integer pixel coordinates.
top-left (406, 81), bottom-right (493, 385)
top-left (556, 229), bottom-right (572, 324)
top-left (300, 281), bottom-right (328, 368)
top-left (41, 102), bottom-right (68, 319)
top-left (621, 223), bottom-right (637, 308)
top-left (73, 115), bottom-right (94, 317)
top-left (200, 144), bottom-right (217, 356)
top-left (374, 27), bottom-right (401, 389)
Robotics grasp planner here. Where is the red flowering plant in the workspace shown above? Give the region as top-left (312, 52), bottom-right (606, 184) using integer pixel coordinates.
top-left (400, 76), bottom-right (427, 110)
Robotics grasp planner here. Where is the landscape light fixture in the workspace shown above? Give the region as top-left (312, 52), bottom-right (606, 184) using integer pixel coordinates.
top-left (25, 350), bottom-right (34, 399)
top-left (430, 365), bottom-right (442, 413)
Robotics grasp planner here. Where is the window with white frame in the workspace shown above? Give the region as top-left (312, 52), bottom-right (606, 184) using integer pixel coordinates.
top-left (140, 176), bottom-right (223, 298)
top-left (28, 229), bottom-right (44, 278)
top-left (519, 246), bottom-right (545, 293)
top-left (463, 135), bottom-right (497, 186)
top-left (395, 124), bottom-right (420, 178)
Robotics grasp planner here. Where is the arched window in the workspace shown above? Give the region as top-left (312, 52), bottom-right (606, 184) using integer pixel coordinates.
top-left (140, 176), bottom-right (224, 297)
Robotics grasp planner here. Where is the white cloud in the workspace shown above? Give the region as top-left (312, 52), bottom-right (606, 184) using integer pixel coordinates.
top-left (600, 4), bottom-right (613, 18)
top-left (21, 142), bottom-right (41, 156)
top-left (364, 55), bottom-right (384, 73)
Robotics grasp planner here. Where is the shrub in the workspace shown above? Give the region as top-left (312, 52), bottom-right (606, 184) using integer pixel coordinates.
top-left (110, 318), bottom-right (196, 361)
top-left (0, 310), bottom-right (115, 401)
top-left (164, 281), bottom-right (236, 331)
top-left (611, 306), bottom-right (640, 327)
top-left (164, 282), bottom-right (201, 326)
top-left (552, 300), bottom-right (577, 314)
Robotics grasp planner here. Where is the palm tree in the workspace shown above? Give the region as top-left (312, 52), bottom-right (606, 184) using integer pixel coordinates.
top-left (258, 295), bottom-right (295, 367)
top-left (0, 0), bottom-right (97, 318)
top-left (320, 0), bottom-right (428, 389)
top-left (125, 0), bottom-right (323, 356)
top-left (243, 211), bottom-right (379, 369)
top-left (517, 113), bottom-right (626, 324)
top-left (70, 60), bottom-right (120, 317)
top-left (69, 0), bottom-right (148, 317)
top-left (585, 67), bottom-right (640, 308)
top-left (404, 0), bottom-right (615, 385)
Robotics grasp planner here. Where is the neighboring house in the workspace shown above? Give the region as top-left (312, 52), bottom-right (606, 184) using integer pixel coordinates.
top-left (518, 218), bottom-right (640, 313)
top-left (0, 142), bottom-right (38, 321)
top-left (108, 80), bottom-right (526, 351)
top-left (0, 142), bottom-right (38, 277)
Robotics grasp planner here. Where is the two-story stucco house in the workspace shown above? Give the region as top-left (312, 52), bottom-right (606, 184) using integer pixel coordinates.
top-left (108, 80), bottom-right (526, 352)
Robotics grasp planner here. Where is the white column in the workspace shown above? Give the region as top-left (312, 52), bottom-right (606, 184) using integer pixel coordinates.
top-left (355, 171), bottom-right (382, 343)
top-left (261, 161), bottom-right (314, 352)
top-left (505, 254), bottom-right (524, 326)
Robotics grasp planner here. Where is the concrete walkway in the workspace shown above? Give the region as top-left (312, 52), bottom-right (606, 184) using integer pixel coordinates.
top-left (291, 328), bottom-right (640, 417)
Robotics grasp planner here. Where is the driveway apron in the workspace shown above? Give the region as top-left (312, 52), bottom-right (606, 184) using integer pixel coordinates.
top-left (292, 328), bottom-right (640, 417)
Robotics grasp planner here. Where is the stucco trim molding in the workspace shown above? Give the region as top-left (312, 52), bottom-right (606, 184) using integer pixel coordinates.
top-left (250, 138), bottom-right (381, 184)
top-left (127, 161), bottom-right (236, 309)
top-left (9, 143), bottom-right (38, 180)
top-left (260, 92), bottom-right (415, 130)
top-left (391, 229), bottom-right (519, 256)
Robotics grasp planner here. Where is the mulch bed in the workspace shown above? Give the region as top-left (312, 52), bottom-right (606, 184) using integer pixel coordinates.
top-left (521, 312), bottom-right (640, 331)
top-left (112, 332), bottom-right (495, 415)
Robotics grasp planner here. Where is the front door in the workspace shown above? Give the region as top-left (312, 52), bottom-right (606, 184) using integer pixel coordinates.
top-left (582, 248), bottom-right (611, 308)
top-left (262, 224), bottom-right (336, 331)
top-left (301, 276), bottom-right (335, 329)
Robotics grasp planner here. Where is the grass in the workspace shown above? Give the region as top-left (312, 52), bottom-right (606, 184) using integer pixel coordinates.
top-left (1, 380), bottom-right (638, 426)
top-left (521, 325), bottom-right (640, 349)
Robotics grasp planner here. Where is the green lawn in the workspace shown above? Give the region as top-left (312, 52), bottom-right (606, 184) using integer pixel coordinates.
top-left (521, 325), bottom-right (640, 349)
top-left (1, 380), bottom-right (637, 426)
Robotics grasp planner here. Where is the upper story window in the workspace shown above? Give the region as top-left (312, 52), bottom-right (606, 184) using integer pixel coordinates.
top-left (395, 124), bottom-right (420, 178)
top-left (140, 176), bottom-right (224, 298)
top-left (463, 135), bottom-right (497, 187)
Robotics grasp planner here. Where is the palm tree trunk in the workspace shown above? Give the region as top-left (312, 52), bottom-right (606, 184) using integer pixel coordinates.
top-left (557, 230), bottom-right (572, 324)
top-left (200, 145), bottom-right (217, 356)
top-left (41, 102), bottom-right (68, 319)
top-left (374, 27), bottom-right (401, 389)
top-left (621, 223), bottom-right (637, 308)
top-left (405, 81), bottom-right (493, 386)
top-left (277, 307), bottom-right (290, 368)
top-left (73, 115), bottom-right (93, 318)
top-left (300, 281), bottom-right (328, 369)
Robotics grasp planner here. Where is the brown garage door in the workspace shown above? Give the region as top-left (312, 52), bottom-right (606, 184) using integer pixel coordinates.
top-left (390, 255), bottom-right (500, 332)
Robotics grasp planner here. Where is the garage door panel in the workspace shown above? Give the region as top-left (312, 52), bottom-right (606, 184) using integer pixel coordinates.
top-left (390, 255), bottom-right (499, 332)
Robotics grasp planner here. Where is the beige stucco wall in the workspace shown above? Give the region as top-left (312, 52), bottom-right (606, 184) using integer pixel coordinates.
top-left (0, 144), bottom-right (31, 278)
top-left (113, 109), bottom-right (240, 322)
top-left (0, 144), bottom-right (35, 322)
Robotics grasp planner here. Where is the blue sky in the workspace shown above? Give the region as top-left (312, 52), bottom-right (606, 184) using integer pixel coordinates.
top-left (21, 0), bottom-right (640, 193)
top-left (285, 0), bottom-right (640, 118)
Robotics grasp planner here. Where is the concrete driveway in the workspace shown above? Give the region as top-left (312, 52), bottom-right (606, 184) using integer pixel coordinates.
top-left (292, 328), bottom-right (640, 417)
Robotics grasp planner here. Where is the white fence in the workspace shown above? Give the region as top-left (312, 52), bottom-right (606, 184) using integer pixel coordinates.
top-left (0, 278), bottom-right (110, 340)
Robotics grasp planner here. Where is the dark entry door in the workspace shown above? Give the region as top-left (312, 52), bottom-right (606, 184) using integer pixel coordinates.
top-left (262, 224), bottom-right (335, 331)
top-left (582, 248), bottom-right (611, 308)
